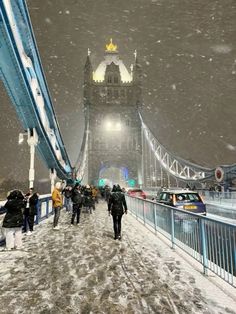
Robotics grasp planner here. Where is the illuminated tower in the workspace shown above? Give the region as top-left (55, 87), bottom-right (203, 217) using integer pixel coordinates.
top-left (83, 39), bottom-right (142, 186)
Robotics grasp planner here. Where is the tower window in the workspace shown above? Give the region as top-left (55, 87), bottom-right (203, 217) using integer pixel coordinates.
top-left (107, 75), bottom-right (112, 84)
top-left (114, 75), bottom-right (119, 84)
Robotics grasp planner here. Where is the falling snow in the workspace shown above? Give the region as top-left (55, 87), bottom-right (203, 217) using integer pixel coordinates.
top-left (0, 0), bottom-right (236, 181)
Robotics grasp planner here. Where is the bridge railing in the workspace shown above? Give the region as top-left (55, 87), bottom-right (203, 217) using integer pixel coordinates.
top-left (143, 187), bottom-right (236, 209)
top-left (35, 194), bottom-right (53, 223)
top-left (197, 190), bottom-right (236, 208)
top-left (126, 195), bottom-right (236, 287)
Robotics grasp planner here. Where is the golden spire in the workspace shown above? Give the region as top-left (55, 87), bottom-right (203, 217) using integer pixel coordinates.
top-left (105, 38), bottom-right (118, 52)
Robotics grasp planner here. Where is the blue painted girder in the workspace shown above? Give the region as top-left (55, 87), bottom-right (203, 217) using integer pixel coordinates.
top-left (0, 0), bottom-right (72, 179)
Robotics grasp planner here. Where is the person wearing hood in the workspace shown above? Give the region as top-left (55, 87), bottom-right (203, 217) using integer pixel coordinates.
top-left (108, 185), bottom-right (128, 240)
top-left (2, 189), bottom-right (26, 250)
top-left (83, 185), bottom-right (93, 214)
top-left (71, 183), bottom-right (83, 225)
top-left (52, 182), bottom-right (63, 230)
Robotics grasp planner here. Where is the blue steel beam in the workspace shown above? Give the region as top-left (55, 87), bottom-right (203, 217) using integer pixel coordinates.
top-left (0, 0), bottom-right (72, 179)
top-left (140, 112), bottom-right (236, 183)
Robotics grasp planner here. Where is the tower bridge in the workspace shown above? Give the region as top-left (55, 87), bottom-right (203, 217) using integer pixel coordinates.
top-left (1, 0), bottom-right (236, 190)
top-left (0, 1), bottom-right (236, 312)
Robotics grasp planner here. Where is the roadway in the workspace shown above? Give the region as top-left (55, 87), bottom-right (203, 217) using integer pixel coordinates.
top-left (145, 190), bottom-right (236, 224)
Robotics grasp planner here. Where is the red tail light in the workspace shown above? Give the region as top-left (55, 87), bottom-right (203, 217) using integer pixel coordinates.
top-left (141, 192), bottom-right (146, 199)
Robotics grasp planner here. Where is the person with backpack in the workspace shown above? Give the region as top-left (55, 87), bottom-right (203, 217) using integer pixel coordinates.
top-left (71, 183), bottom-right (83, 225)
top-left (108, 185), bottom-right (128, 240)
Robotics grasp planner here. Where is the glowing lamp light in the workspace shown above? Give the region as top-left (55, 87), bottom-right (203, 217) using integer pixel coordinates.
top-left (105, 121), bottom-right (112, 130)
top-left (18, 132), bottom-right (27, 144)
top-left (105, 120), bottom-right (122, 131)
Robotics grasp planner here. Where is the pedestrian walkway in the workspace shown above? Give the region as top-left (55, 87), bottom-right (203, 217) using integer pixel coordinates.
top-left (0, 200), bottom-right (236, 314)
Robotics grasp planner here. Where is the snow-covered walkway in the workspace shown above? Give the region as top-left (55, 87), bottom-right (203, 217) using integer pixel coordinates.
top-left (0, 200), bottom-right (236, 314)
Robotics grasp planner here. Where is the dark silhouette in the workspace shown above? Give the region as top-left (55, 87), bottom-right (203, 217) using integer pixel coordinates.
top-left (108, 185), bottom-right (127, 240)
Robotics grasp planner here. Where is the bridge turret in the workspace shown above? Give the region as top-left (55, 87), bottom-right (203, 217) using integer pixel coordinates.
top-left (82, 39), bottom-right (142, 186)
top-left (83, 49), bottom-right (93, 104)
top-left (132, 50), bottom-right (143, 107)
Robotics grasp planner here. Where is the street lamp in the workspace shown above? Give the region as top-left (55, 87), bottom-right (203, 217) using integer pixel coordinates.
top-left (18, 131), bottom-right (28, 144)
top-left (105, 120), bottom-right (122, 131)
top-left (18, 128), bottom-right (38, 188)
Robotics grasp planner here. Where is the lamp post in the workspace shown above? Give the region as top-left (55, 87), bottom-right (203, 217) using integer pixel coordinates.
top-left (19, 128), bottom-right (38, 189)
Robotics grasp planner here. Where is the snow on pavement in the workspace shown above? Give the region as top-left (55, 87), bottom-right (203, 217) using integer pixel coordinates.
top-left (0, 200), bottom-right (236, 314)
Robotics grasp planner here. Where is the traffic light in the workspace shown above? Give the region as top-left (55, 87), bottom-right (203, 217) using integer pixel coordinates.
top-left (98, 178), bottom-right (105, 187)
top-left (128, 179), bottom-right (136, 187)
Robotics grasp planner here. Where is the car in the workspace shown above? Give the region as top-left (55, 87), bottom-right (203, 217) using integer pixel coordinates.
top-left (156, 189), bottom-right (206, 215)
top-left (127, 188), bottom-right (147, 199)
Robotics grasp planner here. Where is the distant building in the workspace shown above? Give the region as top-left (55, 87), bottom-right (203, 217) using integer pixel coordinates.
top-left (83, 39), bottom-right (143, 186)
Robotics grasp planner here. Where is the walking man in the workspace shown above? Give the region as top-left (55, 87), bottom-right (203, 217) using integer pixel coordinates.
top-left (62, 185), bottom-right (72, 212)
top-left (108, 185), bottom-right (127, 240)
top-left (71, 183), bottom-right (83, 225)
top-left (23, 187), bottom-right (39, 235)
top-left (52, 182), bottom-right (63, 230)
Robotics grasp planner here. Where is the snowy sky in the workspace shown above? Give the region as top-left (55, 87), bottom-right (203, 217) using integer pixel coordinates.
top-left (0, 0), bottom-right (236, 182)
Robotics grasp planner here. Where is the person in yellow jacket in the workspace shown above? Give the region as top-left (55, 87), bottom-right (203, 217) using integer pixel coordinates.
top-left (91, 185), bottom-right (98, 210)
top-left (52, 182), bottom-right (63, 230)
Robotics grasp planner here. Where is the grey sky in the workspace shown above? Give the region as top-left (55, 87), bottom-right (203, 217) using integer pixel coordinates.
top-left (0, 0), bottom-right (235, 182)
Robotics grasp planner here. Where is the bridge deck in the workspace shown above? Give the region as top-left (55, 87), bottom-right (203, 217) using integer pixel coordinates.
top-left (0, 201), bottom-right (235, 314)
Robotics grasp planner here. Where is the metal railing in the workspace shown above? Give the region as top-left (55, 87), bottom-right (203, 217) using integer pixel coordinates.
top-left (35, 195), bottom-right (53, 223)
top-left (198, 190), bottom-right (236, 208)
top-left (126, 195), bottom-right (236, 287)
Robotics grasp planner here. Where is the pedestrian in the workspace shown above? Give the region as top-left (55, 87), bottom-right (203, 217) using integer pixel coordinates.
top-left (104, 185), bottom-right (111, 203)
top-left (52, 182), bottom-right (63, 230)
top-left (23, 187), bottom-right (39, 235)
top-left (2, 190), bottom-right (26, 250)
top-left (91, 185), bottom-right (98, 210)
top-left (71, 183), bottom-right (83, 225)
top-left (83, 185), bottom-right (93, 214)
top-left (108, 185), bottom-right (128, 240)
top-left (62, 185), bottom-right (72, 212)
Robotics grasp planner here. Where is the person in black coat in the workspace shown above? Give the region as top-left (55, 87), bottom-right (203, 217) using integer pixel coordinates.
top-left (23, 188), bottom-right (39, 234)
top-left (108, 185), bottom-right (128, 240)
top-left (71, 183), bottom-right (83, 225)
top-left (2, 190), bottom-right (26, 250)
top-left (62, 185), bottom-right (72, 212)
top-left (83, 185), bottom-right (93, 214)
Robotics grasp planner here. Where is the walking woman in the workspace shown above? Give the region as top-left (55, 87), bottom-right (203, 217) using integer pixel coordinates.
top-left (108, 185), bottom-right (127, 240)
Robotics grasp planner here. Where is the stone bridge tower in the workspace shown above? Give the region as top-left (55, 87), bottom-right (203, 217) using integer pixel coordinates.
top-left (83, 39), bottom-right (142, 187)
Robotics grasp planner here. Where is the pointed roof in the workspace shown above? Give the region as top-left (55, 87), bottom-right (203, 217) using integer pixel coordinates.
top-left (93, 40), bottom-right (132, 83)
top-left (105, 38), bottom-right (118, 53)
